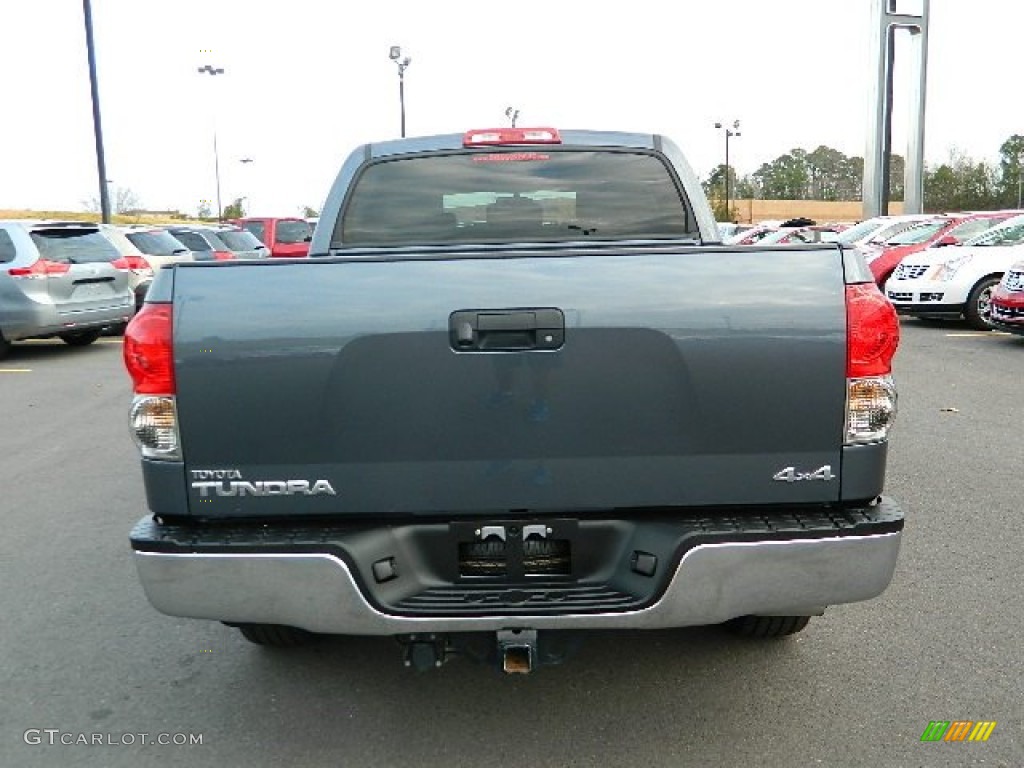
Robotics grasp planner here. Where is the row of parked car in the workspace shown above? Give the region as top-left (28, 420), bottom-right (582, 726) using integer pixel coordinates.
top-left (4, 208), bottom-right (1023, 361)
top-left (721, 210), bottom-right (1024, 335)
top-left (0, 216), bottom-right (315, 359)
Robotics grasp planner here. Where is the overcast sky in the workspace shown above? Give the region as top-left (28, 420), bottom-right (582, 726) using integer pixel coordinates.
top-left (2, 0), bottom-right (1020, 216)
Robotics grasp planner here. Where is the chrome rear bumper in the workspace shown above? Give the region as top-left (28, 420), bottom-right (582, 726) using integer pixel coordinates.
top-left (133, 531), bottom-right (901, 634)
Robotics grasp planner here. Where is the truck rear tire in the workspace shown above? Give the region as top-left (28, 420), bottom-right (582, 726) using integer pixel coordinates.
top-left (237, 623), bottom-right (313, 648)
top-left (724, 615), bottom-right (811, 638)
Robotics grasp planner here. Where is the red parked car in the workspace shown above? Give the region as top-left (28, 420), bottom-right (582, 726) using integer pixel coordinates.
top-left (866, 212), bottom-right (1013, 286)
top-left (234, 217), bottom-right (312, 258)
top-left (989, 259), bottom-right (1024, 335)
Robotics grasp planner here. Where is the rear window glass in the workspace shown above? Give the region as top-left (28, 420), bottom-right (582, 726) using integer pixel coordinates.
top-left (169, 230), bottom-right (226, 252)
top-left (335, 150), bottom-right (693, 247)
top-left (216, 230), bottom-right (263, 250)
top-left (126, 230), bottom-right (188, 256)
top-left (949, 218), bottom-right (1001, 241)
top-left (972, 220), bottom-right (1024, 246)
top-left (0, 230), bottom-right (16, 263)
top-left (30, 228), bottom-right (120, 263)
top-left (869, 221), bottom-right (922, 244)
top-left (241, 221), bottom-right (266, 242)
top-left (836, 219), bottom-right (886, 244)
top-left (275, 220), bottom-right (312, 244)
top-left (886, 220), bottom-right (946, 245)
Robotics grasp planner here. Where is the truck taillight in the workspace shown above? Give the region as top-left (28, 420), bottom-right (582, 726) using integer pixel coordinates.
top-left (212, 251), bottom-right (235, 261)
top-left (845, 283), bottom-right (899, 444)
top-left (124, 303), bottom-right (180, 460)
top-left (124, 303), bottom-right (175, 394)
top-left (846, 283), bottom-right (899, 377)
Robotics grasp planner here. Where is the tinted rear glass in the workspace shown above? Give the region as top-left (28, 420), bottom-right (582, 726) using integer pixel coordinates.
top-left (126, 230), bottom-right (189, 256)
top-left (168, 231), bottom-right (208, 251)
top-left (0, 230), bottom-right (16, 263)
top-left (275, 220), bottom-right (312, 244)
top-left (169, 230), bottom-right (226, 252)
top-left (337, 150), bottom-right (692, 247)
top-left (30, 228), bottom-right (120, 263)
top-left (216, 230), bottom-right (263, 250)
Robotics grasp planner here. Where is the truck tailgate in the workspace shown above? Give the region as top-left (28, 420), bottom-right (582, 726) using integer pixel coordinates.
top-left (173, 247), bottom-right (848, 517)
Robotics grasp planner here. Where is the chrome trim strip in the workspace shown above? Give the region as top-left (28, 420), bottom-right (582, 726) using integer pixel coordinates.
top-left (134, 533), bottom-right (901, 634)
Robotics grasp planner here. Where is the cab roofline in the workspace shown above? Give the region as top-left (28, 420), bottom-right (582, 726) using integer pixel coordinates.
top-left (368, 129), bottom-right (658, 159)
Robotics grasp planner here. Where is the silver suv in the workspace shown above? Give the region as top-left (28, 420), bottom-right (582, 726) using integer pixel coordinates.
top-left (0, 221), bottom-right (135, 359)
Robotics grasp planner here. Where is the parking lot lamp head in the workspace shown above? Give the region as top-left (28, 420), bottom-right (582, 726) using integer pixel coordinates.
top-left (389, 46), bottom-right (411, 138)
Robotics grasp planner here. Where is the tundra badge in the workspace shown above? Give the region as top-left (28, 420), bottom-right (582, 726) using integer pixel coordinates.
top-left (189, 469), bottom-right (336, 497)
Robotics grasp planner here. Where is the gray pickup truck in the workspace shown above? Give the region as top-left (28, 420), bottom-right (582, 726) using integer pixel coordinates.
top-left (125, 128), bottom-right (902, 673)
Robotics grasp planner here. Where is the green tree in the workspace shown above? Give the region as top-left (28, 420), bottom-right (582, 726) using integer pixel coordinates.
top-left (888, 154), bottom-right (905, 202)
top-left (197, 200), bottom-right (213, 219)
top-left (754, 150), bottom-right (811, 200)
top-left (923, 149), bottom-right (999, 212)
top-left (997, 134), bottom-right (1024, 208)
top-left (702, 164), bottom-right (741, 220)
top-left (734, 174), bottom-right (758, 200)
top-left (301, 205), bottom-right (320, 218)
top-left (222, 197), bottom-right (246, 220)
top-left (838, 156), bottom-right (864, 201)
top-left (806, 145), bottom-right (848, 201)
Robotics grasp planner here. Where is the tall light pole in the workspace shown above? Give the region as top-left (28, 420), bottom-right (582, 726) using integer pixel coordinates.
top-left (389, 46), bottom-right (411, 138)
top-left (714, 120), bottom-right (741, 221)
top-left (197, 63), bottom-right (225, 221)
top-left (82, 0), bottom-right (111, 223)
top-left (505, 107), bottom-right (520, 127)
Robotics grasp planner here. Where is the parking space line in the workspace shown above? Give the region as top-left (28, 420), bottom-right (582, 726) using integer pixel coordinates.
top-left (0, 368), bottom-right (32, 373)
top-left (945, 332), bottom-right (1011, 338)
top-left (97, 339), bottom-right (124, 344)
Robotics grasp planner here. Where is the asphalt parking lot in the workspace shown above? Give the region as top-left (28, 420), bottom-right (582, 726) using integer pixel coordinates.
top-left (0, 321), bottom-right (1021, 768)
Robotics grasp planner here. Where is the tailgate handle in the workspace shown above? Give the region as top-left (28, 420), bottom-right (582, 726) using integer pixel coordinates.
top-left (449, 308), bottom-right (564, 352)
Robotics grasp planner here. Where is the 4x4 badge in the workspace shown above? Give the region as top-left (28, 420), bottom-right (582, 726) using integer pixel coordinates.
top-left (772, 465), bottom-right (835, 483)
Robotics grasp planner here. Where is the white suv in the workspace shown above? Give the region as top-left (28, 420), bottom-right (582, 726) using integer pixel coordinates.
top-left (884, 213), bottom-right (1024, 329)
